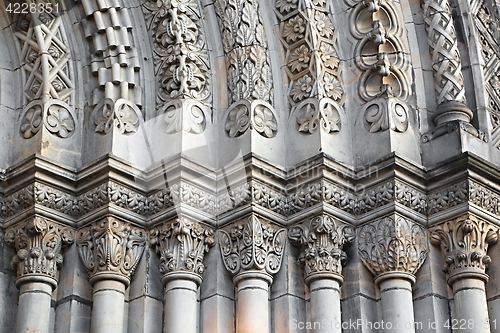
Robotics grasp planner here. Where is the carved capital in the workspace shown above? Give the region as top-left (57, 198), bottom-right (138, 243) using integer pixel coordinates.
top-left (358, 215), bottom-right (428, 280)
top-left (219, 215), bottom-right (286, 280)
top-left (76, 217), bottom-right (146, 286)
top-left (430, 214), bottom-right (498, 284)
top-left (5, 216), bottom-right (74, 289)
top-left (149, 217), bottom-right (215, 285)
top-left (289, 215), bottom-right (354, 283)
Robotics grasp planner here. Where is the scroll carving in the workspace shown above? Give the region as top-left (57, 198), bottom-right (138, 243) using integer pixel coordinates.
top-left (358, 215), bottom-right (428, 277)
top-left (76, 217), bottom-right (146, 285)
top-left (149, 218), bottom-right (215, 278)
top-left (5, 216), bottom-right (74, 287)
top-left (142, 0), bottom-right (211, 134)
top-left (275, 0), bottom-right (344, 134)
top-left (214, 0), bottom-right (278, 138)
top-left (12, 9), bottom-right (77, 139)
top-left (219, 215), bottom-right (286, 277)
top-left (289, 215), bottom-right (354, 279)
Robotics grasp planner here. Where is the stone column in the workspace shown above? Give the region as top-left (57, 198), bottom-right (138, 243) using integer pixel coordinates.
top-left (76, 217), bottom-right (146, 333)
top-left (430, 214), bottom-right (498, 333)
top-left (358, 215), bottom-right (428, 333)
top-left (219, 214), bottom-right (286, 333)
top-left (149, 217), bottom-right (215, 333)
top-left (5, 216), bottom-right (73, 333)
top-left (288, 214), bottom-right (355, 333)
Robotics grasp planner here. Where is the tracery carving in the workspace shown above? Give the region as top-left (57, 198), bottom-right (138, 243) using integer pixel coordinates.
top-left (219, 215), bottom-right (286, 277)
top-left (76, 217), bottom-right (146, 285)
top-left (214, 0), bottom-right (278, 138)
top-left (358, 215), bottom-right (428, 277)
top-left (275, 0), bottom-right (344, 134)
top-left (346, 0), bottom-right (412, 132)
top-left (80, 0), bottom-right (142, 135)
top-left (430, 214), bottom-right (498, 281)
top-left (142, 0), bottom-right (211, 134)
top-left (149, 218), bottom-right (214, 278)
top-left (422, 0), bottom-right (472, 125)
top-left (5, 216), bottom-right (74, 287)
top-left (12, 9), bottom-right (77, 139)
top-left (288, 215), bottom-right (354, 279)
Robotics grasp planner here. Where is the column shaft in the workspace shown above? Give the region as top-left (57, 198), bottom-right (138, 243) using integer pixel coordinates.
top-left (451, 277), bottom-right (490, 333)
top-left (164, 277), bottom-right (199, 333)
top-left (90, 280), bottom-right (126, 333)
top-left (308, 277), bottom-right (341, 333)
top-left (16, 282), bottom-right (53, 333)
top-left (235, 276), bottom-right (270, 333)
top-left (378, 275), bottom-right (416, 333)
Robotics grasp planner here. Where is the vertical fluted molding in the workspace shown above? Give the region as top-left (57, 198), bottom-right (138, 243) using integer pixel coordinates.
top-left (219, 214), bottom-right (286, 333)
top-left (5, 216), bottom-right (74, 333)
top-left (76, 217), bottom-right (146, 333)
top-left (430, 214), bottom-right (498, 333)
top-left (358, 215), bottom-right (428, 332)
top-left (149, 217), bottom-right (215, 333)
top-left (289, 214), bottom-right (355, 333)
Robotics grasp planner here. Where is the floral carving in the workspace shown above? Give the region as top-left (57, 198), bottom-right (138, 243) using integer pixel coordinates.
top-left (430, 214), bottom-right (498, 280)
top-left (275, 0), bottom-right (344, 134)
top-left (289, 215), bottom-right (355, 279)
top-left (427, 181), bottom-right (468, 214)
top-left (5, 216), bottom-right (74, 287)
top-left (92, 98), bottom-right (141, 135)
top-left (76, 217), bottom-right (146, 285)
top-left (143, 0), bottom-right (211, 134)
top-left (149, 218), bottom-right (214, 278)
top-left (225, 101), bottom-right (278, 138)
top-left (219, 215), bottom-right (286, 277)
top-left (358, 215), bottom-right (428, 277)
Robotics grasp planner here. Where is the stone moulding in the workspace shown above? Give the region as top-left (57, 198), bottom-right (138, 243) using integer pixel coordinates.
top-left (219, 215), bottom-right (286, 277)
top-left (5, 216), bottom-right (74, 288)
top-left (76, 217), bottom-right (146, 286)
top-left (357, 215), bottom-right (428, 278)
top-left (288, 214), bottom-right (355, 280)
top-left (149, 217), bottom-right (215, 281)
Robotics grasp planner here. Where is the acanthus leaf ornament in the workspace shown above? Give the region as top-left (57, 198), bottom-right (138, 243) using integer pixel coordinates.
top-left (289, 215), bottom-right (354, 280)
top-left (5, 216), bottom-right (74, 288)
top-left (219, 215), bottom-right (286, 277)
top-left (76, 217), bottom-right (146, 286)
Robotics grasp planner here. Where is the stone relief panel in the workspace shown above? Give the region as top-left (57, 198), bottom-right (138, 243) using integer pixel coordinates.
top-left (10, 10), bottom-right (77, 139)
top-left (213, 0), bottom-right (278, 138)
top-left (80, 0), bottom-right (142, 135)
top-left (274, 0), bottom-right (344, 134)
top-left (345, 0), bottom-right (412, 133)
top-left (142, 0), bottom-right (212, 134)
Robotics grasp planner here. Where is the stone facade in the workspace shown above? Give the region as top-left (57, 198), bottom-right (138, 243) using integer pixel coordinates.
top-left (1, 0), bottom-right (500, 332)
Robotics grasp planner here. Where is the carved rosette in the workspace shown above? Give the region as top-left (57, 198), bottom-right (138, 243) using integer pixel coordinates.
top-left (214, 0), bottom-right (278, 138)
top-left (149, 218), bottom-right (215, 284)
top-left (76, 217), bottom-right (146, 286)
top-left (5, 216), bottom-right (74, 289)
top-left (346, 0), bottom-right (412, 133)
top-left (219, 215), bottom-right (286, 280)
top-left (289, 215), bottom-right (355, 283)
top-left (430, 214), bottom-right (498, 284)
top-left (275, 0), bottom-right (344, 134)
top-left (13, 11), bottom-right (77, 139)
top-left (358, 216), bottom-right (428, 281)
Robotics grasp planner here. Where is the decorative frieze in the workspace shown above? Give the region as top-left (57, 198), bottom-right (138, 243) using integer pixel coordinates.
top-left (149, 218), bottom-right (215, 278)
top-left (358, 215), bottom-right (428, 277)
top-left (346, 0), bottom-right (412, 133)
top-left (213, 0), bottom-right (278, 138)
top-left (289, 215), bottom-right (354, 279)
top-left (12, 10), bottom-right (77, 139)
top-left (5, 216), bottom-right (74, 287)
top-left (76, 217), bottom-right (146, 285)
top-left (219, 215), bottom-right (286, 277)
top-left (430, 214), bottom-right (498, 281)
top-left (274, 0), bottom-right (344, 134)
top-left (142, 0), bottom-right (211, 134)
